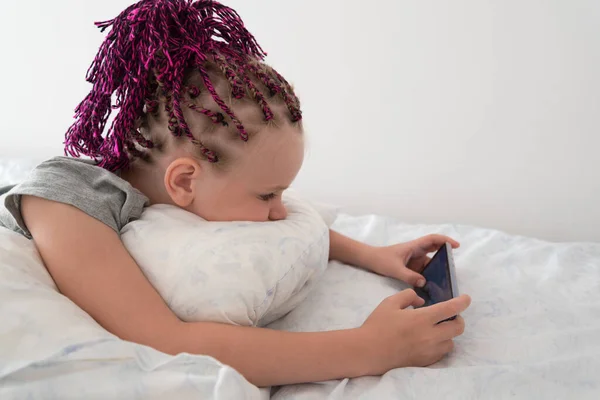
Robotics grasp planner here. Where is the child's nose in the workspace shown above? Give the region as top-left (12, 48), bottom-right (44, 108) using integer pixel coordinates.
top-left (268, 201), bottom-right (287, 221)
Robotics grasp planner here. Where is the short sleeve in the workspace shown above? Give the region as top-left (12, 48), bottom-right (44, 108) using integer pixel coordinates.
top-left (0, 157), bottom-right (149, 238)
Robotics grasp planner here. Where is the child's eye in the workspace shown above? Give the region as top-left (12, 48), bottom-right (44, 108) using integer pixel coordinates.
top-left (258, 193), bottom-right (276, 202)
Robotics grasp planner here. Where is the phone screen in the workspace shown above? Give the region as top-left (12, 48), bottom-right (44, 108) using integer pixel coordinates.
top-left (415, 246), bottom-right (454, 307)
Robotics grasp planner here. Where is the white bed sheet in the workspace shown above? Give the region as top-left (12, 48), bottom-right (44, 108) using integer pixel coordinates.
top-left (0, 158), bottom-right (40, 186)
top-left (270, 215), bottom-right (600, 399)
top-left (2, 158), bottom-right (600, 399)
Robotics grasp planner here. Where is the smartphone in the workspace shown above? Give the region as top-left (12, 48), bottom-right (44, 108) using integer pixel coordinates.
top-left (414, 242), bottom-right (459, 322)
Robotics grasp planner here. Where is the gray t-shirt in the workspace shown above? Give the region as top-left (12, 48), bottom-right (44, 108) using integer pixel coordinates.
top-left (0, 157), bottom-right (149, 239)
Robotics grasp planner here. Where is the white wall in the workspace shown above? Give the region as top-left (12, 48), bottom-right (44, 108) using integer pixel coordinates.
top-left (1, 0), bottom-right (599, 242)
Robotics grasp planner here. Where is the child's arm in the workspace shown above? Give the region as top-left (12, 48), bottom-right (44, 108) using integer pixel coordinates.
top-left (328, 230), bottom-right (376, 268)
top-left (329, 230), bottom-right (460, 287)
top-left (22, 196), bottom-right (470, 387)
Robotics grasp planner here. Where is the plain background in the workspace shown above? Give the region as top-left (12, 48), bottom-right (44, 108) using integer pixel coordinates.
top-left (0, 0), bottom-right (598, 242)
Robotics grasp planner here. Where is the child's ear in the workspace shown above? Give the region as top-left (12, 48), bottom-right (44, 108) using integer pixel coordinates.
top-left (164, 158), bottom-right (202, 208)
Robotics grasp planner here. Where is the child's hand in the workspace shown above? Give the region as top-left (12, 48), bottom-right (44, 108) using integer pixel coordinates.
top-left (358, 289), bottom-right (471, 374)
top-left (366, 235), bottom-right (460, 287)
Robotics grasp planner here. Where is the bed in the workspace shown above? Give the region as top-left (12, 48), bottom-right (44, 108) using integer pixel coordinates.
top-left (1, 158), bottom-right (600, 399)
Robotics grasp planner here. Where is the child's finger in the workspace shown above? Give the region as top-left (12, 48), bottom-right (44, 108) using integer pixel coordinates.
top-left (384, 289), bottom-right (423, 309)
top-left (413, 255), bottom-right (432, 273)
top-left (399, 268), bottom-right (426, 287)
top-left (422, 294), bottom-right (471, 324)
top-left (426, 234), bottom-right (459, 247)
top-left (415, 234), bottom-right (459, 252)
top-left (435, 315), bottom-right (466, 340)
top-left (446, 237), bottom-right (461, 248)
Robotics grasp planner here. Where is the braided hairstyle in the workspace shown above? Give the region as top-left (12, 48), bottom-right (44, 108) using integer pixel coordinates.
top-left (64, 0), bottom-right (302, 172)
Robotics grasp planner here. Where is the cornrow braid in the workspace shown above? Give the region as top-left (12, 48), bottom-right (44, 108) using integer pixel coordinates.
top-left (164, 92), bottom-right (181, 136)
top-left (144, 98), bottom-right (160, 116)
top-left (64, 0), bottom-right (301, 171)
top-left (130, 129), bottom-right (154, 149)
top-left (125, 139), bottom-right (148, 160)
top-left (171, 64), bottom-right (195, 141)
top-left (213, 53), bottom-right (246, 99)
top-left (246, 62), bottom-right (281, 96)
top-left (186, 84), bottom-right (201, 99)
top-left (243, 75), bottom-right (274, 121)
top-left (271, 69), bottom-right (302, 122)
top-left (233, 56), bottom-right (301, 121)
top-left (190, 138), bottom-right (219, 163)
top-left (198, 64), bottom-right (249, 141)
top-left (188, 103), bottom-right (227, 126)
top-left (184, 83), bottom-right (226, 125)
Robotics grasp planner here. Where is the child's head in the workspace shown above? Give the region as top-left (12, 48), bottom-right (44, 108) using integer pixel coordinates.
top-left (65, 0), bottom-right (304, 222)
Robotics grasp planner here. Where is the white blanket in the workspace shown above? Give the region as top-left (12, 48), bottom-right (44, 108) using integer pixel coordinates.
top-left (0, 228), bottom-right (265, 400)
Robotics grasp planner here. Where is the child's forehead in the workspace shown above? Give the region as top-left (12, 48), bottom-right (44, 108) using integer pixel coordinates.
top-left (232, 128), bottom-right (305, 187)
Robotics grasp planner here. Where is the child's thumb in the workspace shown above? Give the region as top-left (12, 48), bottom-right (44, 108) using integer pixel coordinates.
top-left (385, 288), bottom-right (423, 309)
top-left (400, 269), bottom-right (426, 288)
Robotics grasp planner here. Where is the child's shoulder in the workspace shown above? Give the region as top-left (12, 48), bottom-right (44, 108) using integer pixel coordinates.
top-left (26, 156), bottom-right (133, 192)
top-left (0, 156), bottom-right (149, 238)
top-left (35, 155), bottom-right (106, 173)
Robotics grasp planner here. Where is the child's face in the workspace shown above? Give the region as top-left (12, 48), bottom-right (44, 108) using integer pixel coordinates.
top-left (187, 125), bottom-right (304, 222)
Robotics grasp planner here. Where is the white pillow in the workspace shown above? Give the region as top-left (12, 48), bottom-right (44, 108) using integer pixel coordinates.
top-left (121, 193), bottom-right (330, 327)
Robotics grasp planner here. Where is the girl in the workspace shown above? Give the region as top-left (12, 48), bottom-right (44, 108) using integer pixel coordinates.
top-left (0, 0), bottom-right (470, 387)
